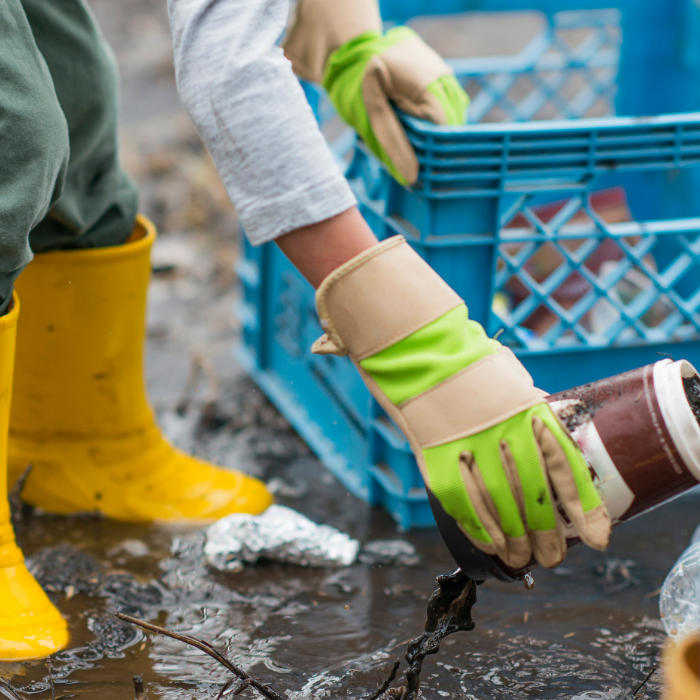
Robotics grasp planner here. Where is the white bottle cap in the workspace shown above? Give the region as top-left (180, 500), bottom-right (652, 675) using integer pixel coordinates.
top-left (654, 359), bottom-right (700, 482)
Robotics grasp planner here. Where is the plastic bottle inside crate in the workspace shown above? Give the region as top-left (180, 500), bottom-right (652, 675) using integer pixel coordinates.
top-left (659, 540), bottom-right (700, 638)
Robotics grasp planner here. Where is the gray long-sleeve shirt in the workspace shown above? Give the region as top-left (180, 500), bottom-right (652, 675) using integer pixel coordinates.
top-left (167, 0), bottom-right (356, 246)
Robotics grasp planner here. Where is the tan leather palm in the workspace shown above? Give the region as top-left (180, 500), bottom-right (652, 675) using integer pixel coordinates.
top-left (360, 35), bottom-right (457, 184)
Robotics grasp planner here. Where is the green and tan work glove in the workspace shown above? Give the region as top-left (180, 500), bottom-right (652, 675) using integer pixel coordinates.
top-left (283, 0), bottom-right (469, 185)
top-left (312, 237), bottom-right (612, 569)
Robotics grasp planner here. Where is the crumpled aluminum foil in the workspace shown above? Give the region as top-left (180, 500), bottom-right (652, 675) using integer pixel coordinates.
top-left (204, 504), bottom-right (360, 571)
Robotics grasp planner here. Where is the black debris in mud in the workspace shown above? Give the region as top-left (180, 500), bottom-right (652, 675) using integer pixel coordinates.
top-left (683, 373), bottom-right (700, 425)
top-left (87, 614), bottom-right (144, 656)
top-left (557, 398), bottom-right (594, 433)
top-left (15, 544), bottom-right (165, 693)
top-left (28, 543), bottom-right (163, 617)
top-left (28, 543), bottom-right (103, 596)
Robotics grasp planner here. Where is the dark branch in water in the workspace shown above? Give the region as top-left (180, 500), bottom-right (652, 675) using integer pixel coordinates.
top-left (116, 613), bottom-right (286, 700)
top-left (217, 678), bottom-right (251, 699)
top-left (133, 675), bottom-right (148, 700)
top-left (400, 571), bottom-right (477, 700)
top-left (0, 680), bottom-right (24, 700)
top-left (632, 666), bottom-right (656, 696)
top-left (364, 660), bottom-right (400, 700)
top-left (119, 573), bottom-right (476, 700)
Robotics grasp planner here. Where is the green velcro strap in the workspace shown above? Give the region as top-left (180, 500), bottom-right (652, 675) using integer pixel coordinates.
top-left (359, 304), bottom-right (499, 406)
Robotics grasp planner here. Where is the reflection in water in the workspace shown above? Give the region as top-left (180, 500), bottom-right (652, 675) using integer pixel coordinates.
top-left (449, 624), bottom-right (664, 699)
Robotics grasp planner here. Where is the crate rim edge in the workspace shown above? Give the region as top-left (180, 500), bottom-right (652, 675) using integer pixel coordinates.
top-left (400, 110), bottom-right (700, 136)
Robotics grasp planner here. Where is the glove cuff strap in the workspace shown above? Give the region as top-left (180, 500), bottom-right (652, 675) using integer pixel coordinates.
top-left (283, 0), bottom-right (383, 83)
top-left (313, 236), bottom-right (463, 359)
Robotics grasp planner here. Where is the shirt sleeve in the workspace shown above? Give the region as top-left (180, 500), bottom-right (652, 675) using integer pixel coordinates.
top-left (167, 0), bottom-right (357, 246)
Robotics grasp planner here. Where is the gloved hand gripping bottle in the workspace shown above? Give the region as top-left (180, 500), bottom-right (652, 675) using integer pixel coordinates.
top-left (432, 357), bottom-right (700, 583)
top-left (312, 236), bottom-right (612, 574)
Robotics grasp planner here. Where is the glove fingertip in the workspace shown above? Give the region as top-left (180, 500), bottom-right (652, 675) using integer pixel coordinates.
top-left (530, 527), bottom-right (567, 569)
top-left (458, 454), bottom-right (507, 551)
top-left (497, 535), bottom-right (532, 570)
top-left (578, 503), bottom-right (612, 551)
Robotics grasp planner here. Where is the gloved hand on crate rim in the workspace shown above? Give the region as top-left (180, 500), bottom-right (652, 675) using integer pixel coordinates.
top-left (283, 0), bottom-right (469, 186)
top-left (311, 235), bottom-right (612, 569)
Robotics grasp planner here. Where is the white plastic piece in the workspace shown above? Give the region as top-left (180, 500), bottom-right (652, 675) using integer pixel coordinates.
top-left (659, 540), bottom-right (700, 637)
top-left (654, 359), bottom-right (700, 482)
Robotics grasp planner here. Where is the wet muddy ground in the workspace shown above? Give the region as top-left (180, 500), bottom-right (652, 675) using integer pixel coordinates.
top-left (1, 2), bottom-right (698, 698)
top-left (8, 471), bottom-right (699, 700)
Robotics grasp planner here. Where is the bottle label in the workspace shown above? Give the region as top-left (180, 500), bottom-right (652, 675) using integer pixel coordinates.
top-left (550, 398), bottom-right (635, 526)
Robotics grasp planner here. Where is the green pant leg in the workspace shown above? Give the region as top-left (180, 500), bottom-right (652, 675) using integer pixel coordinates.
top-left (21, 0), bottom-right (138, 253)
top-left (0, 0), bottom-right (70, 315)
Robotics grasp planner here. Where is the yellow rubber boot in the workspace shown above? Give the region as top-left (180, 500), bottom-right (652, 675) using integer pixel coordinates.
top-left (0, 294), bottom-right (69, 660)
top-left (8, 216), bottom-right (272, 523)
top-left (663, 635), bottom-right (700, 700)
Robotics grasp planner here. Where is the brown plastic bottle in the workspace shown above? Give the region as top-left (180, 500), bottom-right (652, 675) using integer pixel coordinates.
top-left (429, 359), bottom-right (700, 583)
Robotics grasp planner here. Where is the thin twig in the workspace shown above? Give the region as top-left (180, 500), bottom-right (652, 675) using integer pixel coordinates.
top-left (175, 351), bottom-right (219, 417)
top-left (9, 464), bottom-right (32, 526)
top-left (365, 660), bottom-right (400, 700)
top-left (387, 638), bottom-right (413, 652)
top-left (46, 657), bottom-right (56, 700)
top-left (198, 351), bottom-right (220, 408)
top-left (217, 679), bottom-right (250, 699)
top-left (116, 614), bottom-right (285, 700)
top-left (175, 353), bottom-right (205, 416)
top-left (216, 679), bottom-right (236, 700)
top-left (0, 679), bottom-right (24, 700)
top-left (632, 666), bottom-right (656, 696)
top-left (133, 675), bottom-right (148, 700)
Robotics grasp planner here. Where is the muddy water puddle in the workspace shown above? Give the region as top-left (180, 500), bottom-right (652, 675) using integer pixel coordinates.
top-left (3, 470), bottom-right (697, 700)
top-left (9, 1), bottom-right (684, 697)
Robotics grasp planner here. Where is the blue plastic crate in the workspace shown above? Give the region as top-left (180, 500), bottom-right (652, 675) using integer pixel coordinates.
top-left (236, 0), bottom-right (700, 528)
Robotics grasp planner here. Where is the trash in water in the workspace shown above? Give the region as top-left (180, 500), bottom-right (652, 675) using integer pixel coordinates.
top-left (359, 540), bottom-right (420, 567)
top-left (660, 540), bottom-right (700, 637)
top-left (596, 557), bottom-right (639, 593)
top-left (204, 504), bottom-right (360, 571)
